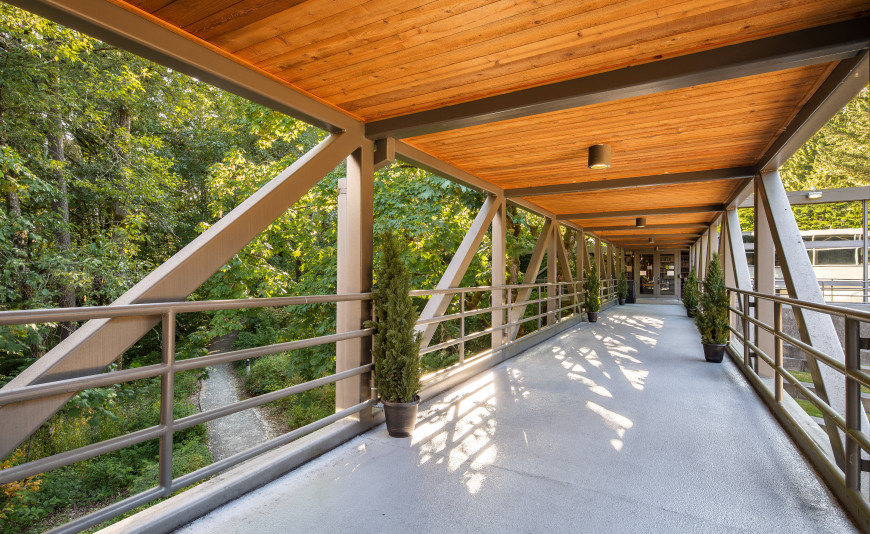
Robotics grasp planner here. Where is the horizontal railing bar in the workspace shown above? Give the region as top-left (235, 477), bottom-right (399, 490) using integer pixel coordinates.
top-left (46, 486), bottom-right (165, 534)
top-left (171, 399), bottom-right (375, 490)
top-left (0, 293), bottom-right (372, 326)
top-left (731, 328), bottom-right (870, 454)
top-left (174, 328), bottom-right (374, 372)
top-left (408, 282), bottom-right (581, 298)
top-left (0, 424), bottom-right (164, 485)
top-left (728, 286), bottom-right (870, 322)
top-left (0, 363), bottom-right (166, 406)
top-left (174, 364), bottom-right (373, 431)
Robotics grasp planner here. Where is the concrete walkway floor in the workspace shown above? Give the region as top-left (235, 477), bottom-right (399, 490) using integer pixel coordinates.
top-left (177, 304), bottom-right (857, 533)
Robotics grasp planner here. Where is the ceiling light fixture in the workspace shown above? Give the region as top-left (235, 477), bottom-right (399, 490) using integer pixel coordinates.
top-left (588, 144), bottom-right (611, 169)
top-left (649, 237), bottom-right (655, 244)
top-left (636, 217), bottom-right (646, 228)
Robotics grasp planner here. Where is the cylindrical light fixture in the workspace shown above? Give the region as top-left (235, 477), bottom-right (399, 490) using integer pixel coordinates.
top-left (636, 217), bottom-right (646, 228)
top-left (649, 237), bottom-right (655, 244)
top-left (588, 144), bottom-right (611, 169)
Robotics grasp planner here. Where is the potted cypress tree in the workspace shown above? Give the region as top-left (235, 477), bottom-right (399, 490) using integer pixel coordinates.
top-left (368, 231), bottom-right (423, 437)
top-left (617, 271), bottom-right (628, 305)
top-left (682, 266), bottom-right (700, 317)
top-left (583, 263), bottom-right (601, 322)
top-left (694, 253), bottom-right (729, 363)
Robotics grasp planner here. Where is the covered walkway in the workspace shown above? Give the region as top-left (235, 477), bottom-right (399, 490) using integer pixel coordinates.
top-left (174, 304), bottom-right (855, 533)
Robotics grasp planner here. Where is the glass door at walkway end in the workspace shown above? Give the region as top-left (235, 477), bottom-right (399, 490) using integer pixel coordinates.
top-left (639, 253), bottom-right (655, 296)
top-left (659, 253), bottom-right (676, 296)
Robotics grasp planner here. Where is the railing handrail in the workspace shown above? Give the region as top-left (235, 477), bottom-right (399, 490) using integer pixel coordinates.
top-left (726, 285), bottom-right (870, 322)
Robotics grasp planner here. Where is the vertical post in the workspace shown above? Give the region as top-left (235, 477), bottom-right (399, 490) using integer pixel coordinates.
top-left (548, 222), bottom-right (557, 326)
top-left (743, 292), bottom-right (750, 369)
top-left (337, 142), bottom-right (374, 419)
top-left (863, 200), bottom-right (868, 304)
top-left (774, 301), bottom-right (783, 402)
top-left (845, 317), bottom-right (861, 492)
top-left (492, 197), bottom-right (506, 350)
top-left (754, 178), bottom-right (775, 377)
top-left (576, 229), bottom-right (586, 281)
top-left (159, 310), bottom-right (176, 493)
top-left (459, 290), bottom-right (466, 364)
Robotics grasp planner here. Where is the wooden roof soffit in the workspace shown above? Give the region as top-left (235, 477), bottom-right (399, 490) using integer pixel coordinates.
top-left (559, 204), bottom-right (726, 221)
top-left (365, 17), bottom-right (870, 140)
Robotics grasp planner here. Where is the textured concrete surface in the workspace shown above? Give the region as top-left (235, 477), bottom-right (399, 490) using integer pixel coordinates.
top-left (177, 303), bottom-right (857, 533)
top-left (199, 362), bottom-right (275, 461)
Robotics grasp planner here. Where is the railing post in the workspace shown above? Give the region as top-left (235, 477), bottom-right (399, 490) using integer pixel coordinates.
top-left (459, 291), bottom-right (466, 364)
top-left (845, 317), bottom-right (862, 492)
top-left (743, 292), bottom-right (751, 368)
top-left (159, 310), bottom-right (176, 494)
top-left (537, 285), bottom-right (542, 331)
top-left (774, 301), bottom-right (783, 402)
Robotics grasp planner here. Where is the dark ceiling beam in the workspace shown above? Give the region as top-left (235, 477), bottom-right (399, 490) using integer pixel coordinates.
top-left (757, 50), bottom-right (869, 173)
top-left (366, 18), bottom-right (870, 139)
top-left (584, 223), bottom-right (709, 231)
top-left (558, 204), bottom-right (726, 220)
top-left (598, 233), bottom-right (703, 239)
top-left (740, 186), bottom-right (870, 208)
top-left (503, 167), bottom-right (754, 198)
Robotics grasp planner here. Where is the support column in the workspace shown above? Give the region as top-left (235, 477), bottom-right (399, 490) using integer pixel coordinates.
top-left (725, 210), bottom-right (753, 342)
top-left (547, 221), bottom-right (557, 325)
top-left (594, 237), bottom-right (602, 277)
top-left (864, 200), bottom-right (868, 304)
top-left (754, 178), bottom-right (775, 377)
top-left (576, 229), bottom-right (586, 281)
top-left (699, 229), bottom-right (708, 277)
top-left (337, 141), bottom-right (374, 416)
top-left (492, 197), bottom-right (506, 349)
top-left (510, 219), bottom-right (552, 339)
top-left (757, 170), bottom-right (865, 468)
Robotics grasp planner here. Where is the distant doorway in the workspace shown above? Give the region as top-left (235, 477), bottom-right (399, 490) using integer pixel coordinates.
top-left (634, 250), bottom-right (682, 299)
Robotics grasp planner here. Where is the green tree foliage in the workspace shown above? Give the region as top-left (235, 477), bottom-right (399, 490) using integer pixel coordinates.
top-left (584, 263), bottom-right (600, 313)
top-left (369, 232), bottom-right (422, 403)
top-left (682, 266), bottom-right (699, 310)
top-left (617, 270), bottom-right (628, 300)
top-left (739, 86), bottom-right (868, 231)
top-left (695, 254), bottom-right (729, 345)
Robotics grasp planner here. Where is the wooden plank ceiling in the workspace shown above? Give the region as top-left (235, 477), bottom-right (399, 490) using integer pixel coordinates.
top-left (115, 0), bottom-right (870, 250)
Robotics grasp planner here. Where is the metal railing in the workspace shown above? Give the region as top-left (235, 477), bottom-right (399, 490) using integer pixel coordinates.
top-left (726, 286), bottom-right (870, 525)
top-left (772, 280), bottom-right (870, 303)
top-left (0, 280), bottom-right (614, 533)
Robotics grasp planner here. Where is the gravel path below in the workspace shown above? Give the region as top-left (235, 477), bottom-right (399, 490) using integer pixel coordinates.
top-left (200, 335), bottom-right (276, 462)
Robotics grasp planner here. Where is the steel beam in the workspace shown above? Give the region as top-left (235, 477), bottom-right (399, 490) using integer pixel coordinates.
top-left (365, 18), bottom-right (869, 139)
top-left (757, 51), bottom-right (869, 173)
top-left (11, 0), bottom-right (359, 133)
top-left (0, 132), bottom-right (361, 458)
top-left (373, 138), bottom-right (396, 172)
top-left (756, 170), bottom-right (864, 468)
top-left (416, 196), bottom-right (500, 348)
top-left (504, 167), bottom-right (754, 198)
top-left (510, 219), bottom-right (551, 340)
top-left (577, 229), bottom-right (587, 279)
top-left (558, 205), bottom-right (725, 220)
top-left (739, 186), bottom-right (870, 208)
top-left (336, 142), bottom-right (374, 418)
top-left (394, 141), bottom-right (500, 195)
top-left (547, 223), bottom-right (557, 326)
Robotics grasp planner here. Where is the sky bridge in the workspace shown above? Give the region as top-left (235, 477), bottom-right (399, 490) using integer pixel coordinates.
top-left (1, 1), bottom-right (869, 532)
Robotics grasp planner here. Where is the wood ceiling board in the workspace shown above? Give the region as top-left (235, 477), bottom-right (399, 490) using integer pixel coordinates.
top-left (597, 228), bottom-right (703, 237)
top-left (124, 0), bottom-right (869, 121)
top-left (405, 64), bottom-right (829, 189)
top-left (539, 181), bottom-right (742, 215)
top-left (569, 213), bottom-right (718, 228)
top-left (318, 2), bottom-right (870, 119)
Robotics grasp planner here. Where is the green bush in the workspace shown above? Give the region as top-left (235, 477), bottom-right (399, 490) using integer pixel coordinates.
top-left (682, 266), bottom-right (700, 310)
top-left (695, 254), bottom-right (729, 344)
top-left (368, 231), bottom-right (422, 403)
top-left (617, 271), bottom-right (628, 300)
top-left (583, 264), bottom-right (601, 313)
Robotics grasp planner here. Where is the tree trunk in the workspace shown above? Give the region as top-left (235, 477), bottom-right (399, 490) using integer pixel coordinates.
top-left (48, 115), bottom-right (75, 339)
top-left (112, 105), bottom-right (130, 240)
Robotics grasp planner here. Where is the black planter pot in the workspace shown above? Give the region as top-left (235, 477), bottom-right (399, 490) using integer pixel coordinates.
top-left (587, 312), bottom-right (599, 322)
top-left (703, 343), bottom-right (726, 363)
top-left (618, 298), bottom-right (625, 305)
top-left (686, 307), bottom-right (696, 318)
top-left (383, 396), bottom-right (420, 437)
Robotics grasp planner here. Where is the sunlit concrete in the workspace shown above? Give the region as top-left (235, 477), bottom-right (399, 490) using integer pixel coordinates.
top-left (176, 304), bottom-right (857, 533)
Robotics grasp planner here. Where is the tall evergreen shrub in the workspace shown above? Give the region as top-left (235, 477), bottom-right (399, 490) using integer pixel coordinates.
top-left (617, 270), bottom-right (628, 300)
top-left (584, 264), bottom-right (601, 313)
top-left (682, 266), bottom-right (700, 310)
top-left (695, 254), bottom-right (729, 344)
top-left (369, 232), bottom-right (422, 403)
